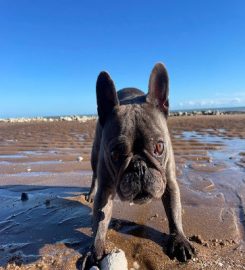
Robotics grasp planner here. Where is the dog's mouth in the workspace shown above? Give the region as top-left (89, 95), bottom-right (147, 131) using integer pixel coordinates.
top-left (132, 191), bottom-right (153, 204)
top-left (117, 156), bottom-right (166, 204)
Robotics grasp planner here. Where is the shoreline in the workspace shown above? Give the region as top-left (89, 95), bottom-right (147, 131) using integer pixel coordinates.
top-left (0, 109), bottom-right (244, 123)
top-left (0, 115), bottom-right (97, 123)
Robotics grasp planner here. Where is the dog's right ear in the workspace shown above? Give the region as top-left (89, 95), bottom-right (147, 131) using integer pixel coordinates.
top-left (96, 71), bottom-right (119, 126)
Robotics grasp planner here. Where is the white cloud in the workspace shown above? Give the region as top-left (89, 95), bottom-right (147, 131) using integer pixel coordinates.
top-left (214, 91), bottom-right (245, 98)
top-left (177, 96), bottom-right (245, 109)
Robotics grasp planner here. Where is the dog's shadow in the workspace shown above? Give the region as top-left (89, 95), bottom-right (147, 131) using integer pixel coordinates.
top-left (76, 207), bottom-right (170, 270)
top-left (76, 217), bottom-right (170, 270)
top-left (110, 218), bottom-right (169, 249)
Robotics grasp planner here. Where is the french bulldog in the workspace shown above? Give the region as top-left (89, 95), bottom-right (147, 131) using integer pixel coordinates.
top-left (85, 63), bottom-right (195, 265)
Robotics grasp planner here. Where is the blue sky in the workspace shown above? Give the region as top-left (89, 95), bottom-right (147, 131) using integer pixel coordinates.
top-left (0, 0), bottom-right (245, 118)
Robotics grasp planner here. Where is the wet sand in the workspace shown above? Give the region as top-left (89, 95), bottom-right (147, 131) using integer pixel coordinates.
top-left (0, 115), bottom-right (245, 270)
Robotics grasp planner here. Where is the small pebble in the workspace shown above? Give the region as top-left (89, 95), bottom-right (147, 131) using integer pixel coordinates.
top-left (212, 238), bottom-right (219, 243)
top-left (27, 168), bottom-right (31, 172)
top-left (149, 213), bottom-right (159, 220)
top-left (133, 261), bottom-right (140, 269)
top-left (189, 234), bottom-right (203, 244)
top-left (45, 199), bottom-right (51, 206)
top-left (21, 192), bottom-right (28, 201)
top-left (77, 156), bottom-right (84, 162)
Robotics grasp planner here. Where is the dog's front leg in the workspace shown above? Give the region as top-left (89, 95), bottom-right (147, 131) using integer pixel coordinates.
top-left (82, 186), bottom-right (113, 270)
top-left (162, 149), bottom-right (195, 262)
top-left (92, 184), bottom-right (115, 260)
top-left (85, 173), bottom-right (98, 203)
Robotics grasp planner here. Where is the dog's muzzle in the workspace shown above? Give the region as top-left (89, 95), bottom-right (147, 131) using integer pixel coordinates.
top-left (118, 157), bottom-right (166, 204)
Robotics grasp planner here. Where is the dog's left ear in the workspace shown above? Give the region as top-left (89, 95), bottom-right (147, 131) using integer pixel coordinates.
top-left (146, 63), bottom-right (169, 116)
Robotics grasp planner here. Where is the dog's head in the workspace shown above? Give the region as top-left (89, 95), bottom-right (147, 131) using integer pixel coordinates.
top-left (96, 63), bottom-right (170, 204)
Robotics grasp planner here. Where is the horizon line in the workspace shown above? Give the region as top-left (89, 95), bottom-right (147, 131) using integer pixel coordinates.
top-left (0, 105), bottom-right (245, 120)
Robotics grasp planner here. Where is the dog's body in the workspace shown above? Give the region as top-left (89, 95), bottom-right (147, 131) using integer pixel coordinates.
top-left (86, 63), bottom-right (195, 264)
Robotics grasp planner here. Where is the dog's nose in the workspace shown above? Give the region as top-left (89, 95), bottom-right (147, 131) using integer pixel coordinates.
top-left (133, 160), bottom-right (140, 170)
top-left (133, 159), bottom-right (146, 176)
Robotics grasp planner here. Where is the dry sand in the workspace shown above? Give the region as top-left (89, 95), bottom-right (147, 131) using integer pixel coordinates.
top-left (0, 115), bottom-right (245, 270)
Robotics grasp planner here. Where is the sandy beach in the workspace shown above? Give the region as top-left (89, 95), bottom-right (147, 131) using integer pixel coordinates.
top-left (0, 114), bottom-right (245, 270)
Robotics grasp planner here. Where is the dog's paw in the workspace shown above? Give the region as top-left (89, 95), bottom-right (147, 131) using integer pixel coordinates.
top-left (167, 233), bottom-right (196, 262)
top-left (80, 241), bottom-right (106, 270)
top-left (84, 193), bottom-right (94, 203)
top-left (80, 248), bottom-right (98, 270)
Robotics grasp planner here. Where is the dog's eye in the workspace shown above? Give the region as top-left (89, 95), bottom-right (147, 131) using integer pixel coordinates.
top-left (111, 151), bottom-right (120, 162)
top-left (154, 141), bottom-right (164, 156)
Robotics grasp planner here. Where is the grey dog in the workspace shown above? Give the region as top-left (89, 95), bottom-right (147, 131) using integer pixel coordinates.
top-left (85, 63), bottom-right (195, 265)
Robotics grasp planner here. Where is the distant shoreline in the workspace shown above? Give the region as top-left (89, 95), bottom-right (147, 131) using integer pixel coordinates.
top-left (169, 108), bottom-right (245, 117)
top-left (0, 108), bottom-right (245, 123)
top-left (0, 115), bottom-right (97, 123)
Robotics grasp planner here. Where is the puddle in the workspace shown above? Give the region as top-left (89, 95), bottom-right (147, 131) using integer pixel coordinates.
top-left (22, 150), bottom-right (58, 156)
top-left (0, 186), bottom-right (92, 266)
top-left (181, 131), bottom-right (245, 169)
top-left (74, 133), bottom-right (90, 141)
top-left (0, 154), bottom-right (26, 159)
top-left (0, 160), bottom-right (63, 165)
top-left (0, 170), bottom-right (92, 178)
